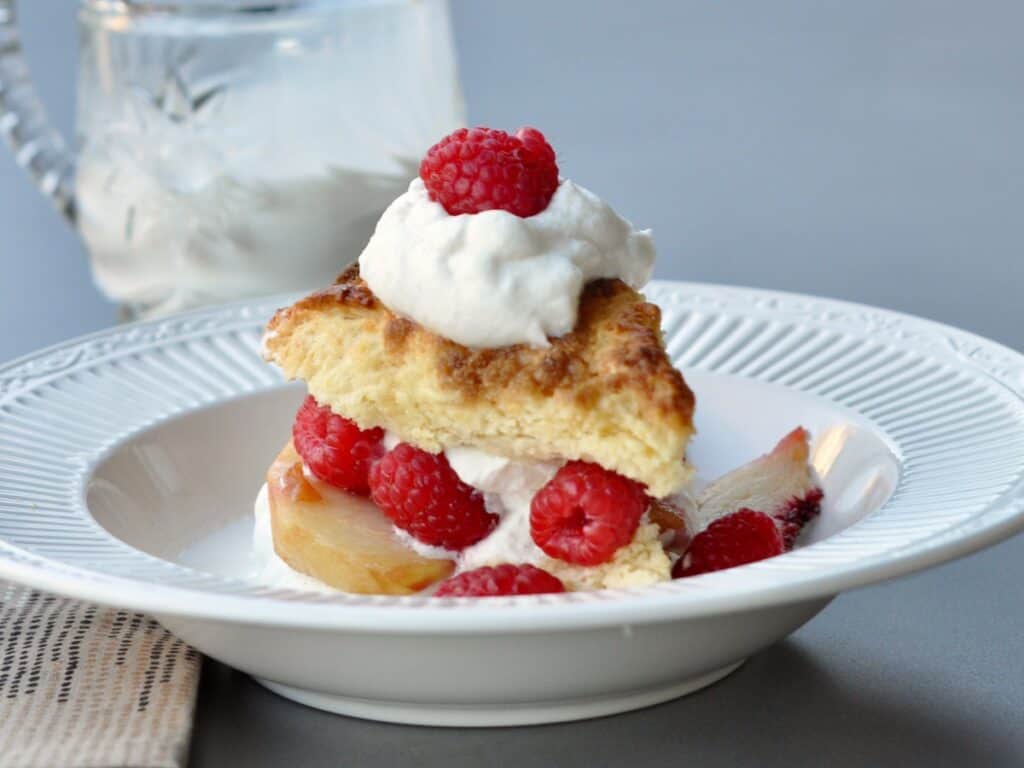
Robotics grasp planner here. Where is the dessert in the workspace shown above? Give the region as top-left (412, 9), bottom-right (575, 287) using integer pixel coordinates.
top-left (256, 125), bottom-right (824, 597)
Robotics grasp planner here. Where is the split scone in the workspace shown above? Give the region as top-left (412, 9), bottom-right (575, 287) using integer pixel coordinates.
top-left (264, 266), bottom-right (695, 499)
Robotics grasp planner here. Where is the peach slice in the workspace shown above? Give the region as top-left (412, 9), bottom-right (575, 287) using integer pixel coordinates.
top-left (694, 427), bottom-right (823, 547)
top-left (267, 443), bottom-right (455, 595)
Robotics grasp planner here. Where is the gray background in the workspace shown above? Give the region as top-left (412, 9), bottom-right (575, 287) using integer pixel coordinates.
top-left (2, 2), bottom-right (1022, 765)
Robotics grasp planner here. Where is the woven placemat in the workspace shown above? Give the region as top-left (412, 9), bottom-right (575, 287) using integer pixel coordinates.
top-left (0, 582), bottom-right (200, 768)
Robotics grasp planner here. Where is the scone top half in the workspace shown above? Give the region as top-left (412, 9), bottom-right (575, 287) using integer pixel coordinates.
top-left (264, 266), bottom-right (695, 499)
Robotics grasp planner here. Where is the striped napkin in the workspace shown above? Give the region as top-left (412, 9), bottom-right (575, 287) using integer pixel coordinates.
top-left (0, 582), bottom-right (200, 768)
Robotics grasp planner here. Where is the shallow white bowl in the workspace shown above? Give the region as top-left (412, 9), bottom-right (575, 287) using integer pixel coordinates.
top-left (1, 282), bottom-right (1022, 726)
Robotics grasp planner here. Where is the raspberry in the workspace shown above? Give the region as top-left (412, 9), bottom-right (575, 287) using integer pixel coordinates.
top-left (292, 395), bottom-right (384, 495)
top-left (774, 489), bottom-right (824, 549)
top-left (530, 461), bottom-right (648, 566)
top-left (368, 443), bottom-right (498, 550)
top-left (673, 509), bottom-right (784, 578)
top-left (419, 126), bottom-right (559, 217)
top-left (435, 564), bottom-right (565, 597)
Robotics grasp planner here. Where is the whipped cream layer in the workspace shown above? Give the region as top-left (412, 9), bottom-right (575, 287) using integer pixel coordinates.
top-left (358, 178), bottom-right (655, 348)
top-left (376, 439), bottom-right (561, 569)
top-left (445, 446), bottom-right (561, 570)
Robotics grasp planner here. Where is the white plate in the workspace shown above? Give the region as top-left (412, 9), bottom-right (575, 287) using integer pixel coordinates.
top-left (1, 282), bottom-right (1022, 726)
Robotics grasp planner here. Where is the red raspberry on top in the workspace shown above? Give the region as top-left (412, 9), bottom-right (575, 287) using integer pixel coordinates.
top-left (292, 395), bottom-right (384, 496)
top-left (419, 126), bottom-right (559, 217)
top-left (673, 509), bottom-right (784, 578)
top-left (530, 461), bottom-right (648, 566)
top-left (435, 564), bottom-right (565, 598)
top-left (368, 443), bottom-right (498, 550)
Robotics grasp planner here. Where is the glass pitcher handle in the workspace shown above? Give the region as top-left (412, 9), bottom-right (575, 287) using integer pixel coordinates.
top-left (0, 0), bottom-right (76, 223)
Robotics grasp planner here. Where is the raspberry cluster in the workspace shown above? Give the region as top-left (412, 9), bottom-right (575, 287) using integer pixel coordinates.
top-left (293, 397), bottom-right (496, 551)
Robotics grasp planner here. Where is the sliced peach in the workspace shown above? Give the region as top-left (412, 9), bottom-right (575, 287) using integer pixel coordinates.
top-left (277, 461), bottom-right (323, 503)
top-left (267, 443), bottom-right (454, 595)
top-left (694, 427), bottom-right (822, 545)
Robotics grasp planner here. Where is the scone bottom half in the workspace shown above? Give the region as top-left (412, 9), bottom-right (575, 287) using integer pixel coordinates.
top-left (263, 265), bottom-right (696, 499)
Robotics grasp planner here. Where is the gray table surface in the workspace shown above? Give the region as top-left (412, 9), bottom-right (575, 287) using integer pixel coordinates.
top-left (2, 2), bottom-right (1022, 766)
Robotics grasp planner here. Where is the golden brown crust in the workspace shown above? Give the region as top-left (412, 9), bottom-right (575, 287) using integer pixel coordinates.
top-left (265, 266), bottom-right (695, 497)
top-left (271, 268), bottom-right (693, 419)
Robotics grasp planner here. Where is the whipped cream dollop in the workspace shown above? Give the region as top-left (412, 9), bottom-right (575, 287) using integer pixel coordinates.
top-left (358, 178), bottom-right (655, 348)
